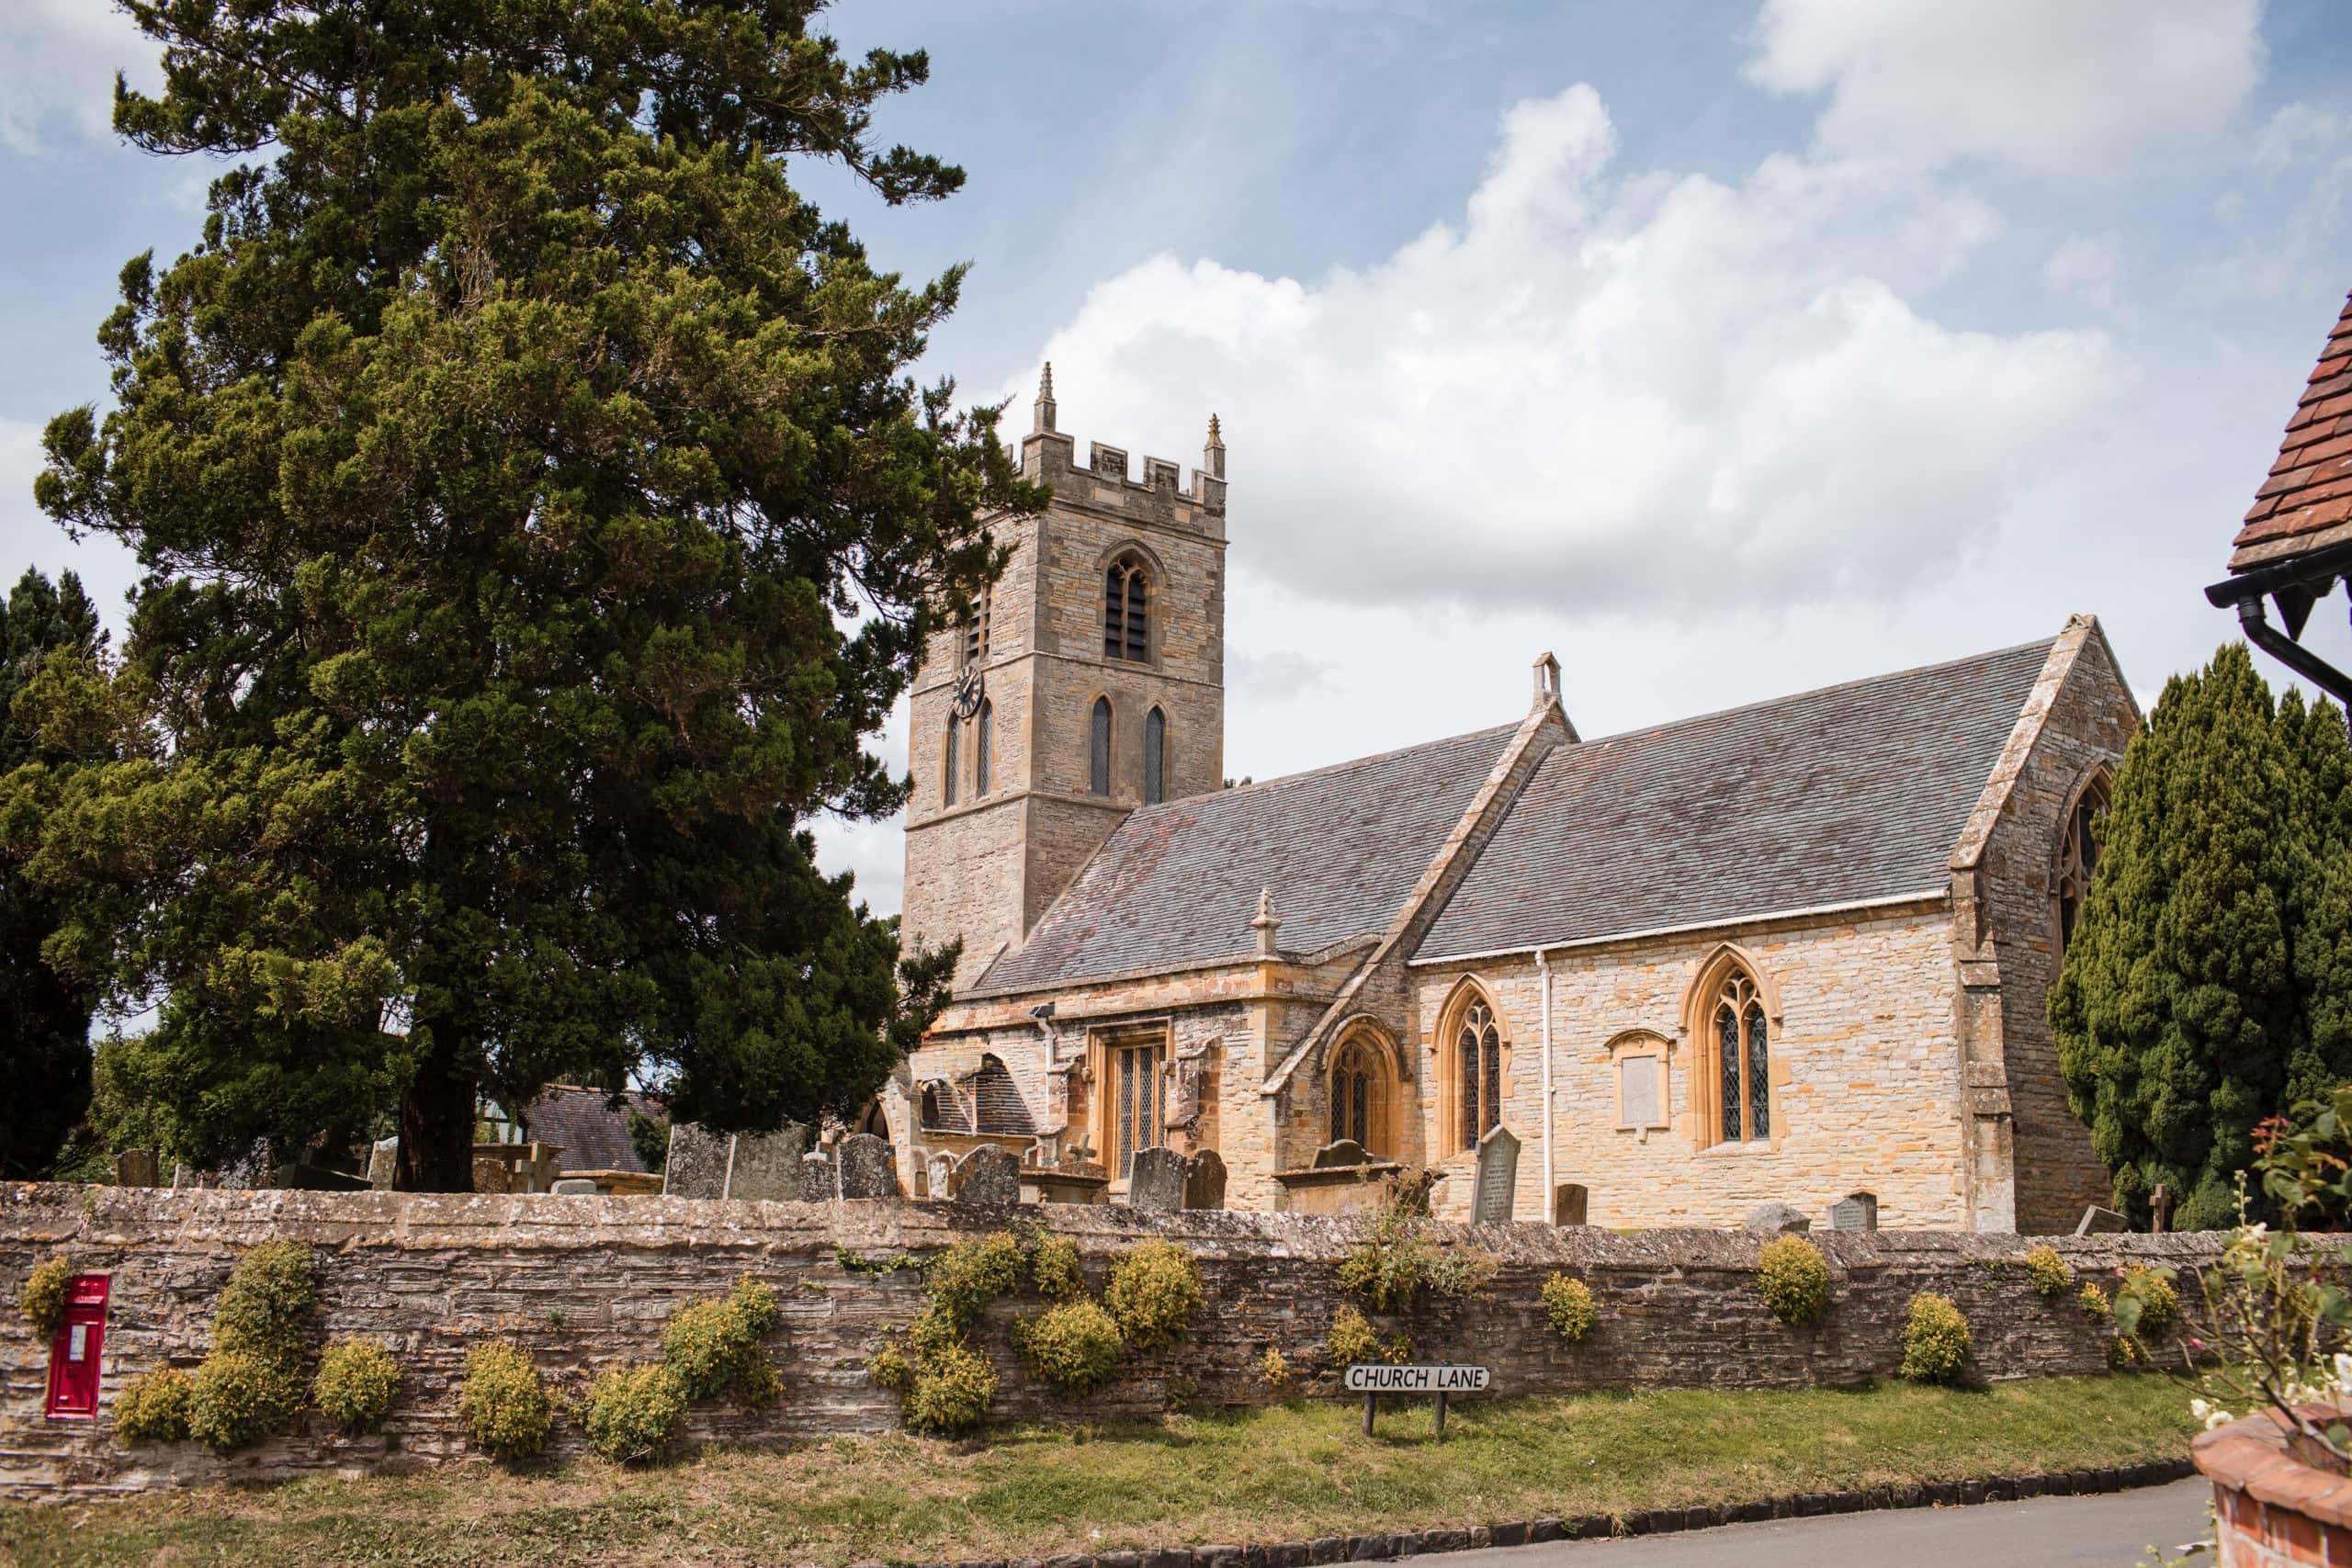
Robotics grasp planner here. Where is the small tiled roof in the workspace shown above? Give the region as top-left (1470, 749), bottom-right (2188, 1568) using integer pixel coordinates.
top-left (1414, 637), bottom-right (2057, 961)
top-left (2234, 290), bottom-right (2352, 562)
top-left (975, 723), bottom-right (1520, 993)
top-left (519, 1085), bottom-right (664, 1172)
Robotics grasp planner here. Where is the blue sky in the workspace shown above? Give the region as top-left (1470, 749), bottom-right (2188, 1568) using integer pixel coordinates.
top-left (6, 0), bottom-right (2352, 915)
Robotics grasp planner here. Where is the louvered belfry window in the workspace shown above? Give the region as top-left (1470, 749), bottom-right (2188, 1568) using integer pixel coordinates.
top-left (1110, 1037), bottom-right (1163, 1178)
top-left (1456, 999), bottom-right (1502, 1152)
top-left (1103, 558), bottom-right (1148, 661)
top-left (1089, 697), bottom-right (1112, 795)
top-left (1714, 971), bottom-right (1771, 1143)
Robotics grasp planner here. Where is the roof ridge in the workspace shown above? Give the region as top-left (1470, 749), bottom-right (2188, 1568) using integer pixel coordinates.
top-left (1137, 718), bottom-right (1520, 812)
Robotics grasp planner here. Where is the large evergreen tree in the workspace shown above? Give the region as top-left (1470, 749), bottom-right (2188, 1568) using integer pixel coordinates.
top-left (14, 0), bottom-right (1035, 1188)
top-left (0, 570), bottom-right (109, 1177)
top-left (2052, 641), bottom-right (2352, 1229)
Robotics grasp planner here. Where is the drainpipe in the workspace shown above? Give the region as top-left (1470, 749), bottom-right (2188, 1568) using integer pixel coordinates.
top-left (1536, 948), bottom-right (1555, 1223)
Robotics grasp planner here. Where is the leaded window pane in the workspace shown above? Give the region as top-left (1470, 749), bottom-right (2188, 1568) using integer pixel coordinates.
top-left (1104, 567), bottom-right (1124, 658)
top-left (1118, 1048), bottom-right (1137, 1176)
top-left (1747, 1004), bottom-right (1770, 1140)
top-left (1481, 1025), bottom-right (1501, 1134)
top-left (943, 714), bottom-right (959, 807)
top-left (1459, 1022), bottom-right (1479, 1150)
top-left (975, 700), bottom-right (992, 796)
top-left (1125, 572), bottom-right (1148, 660)
top-left (1090, 698), bottom-right (1112, 795)
top-left (1331, 1075), bottom-right (1347, 1145)
top-left (1144, 707), bottom-right (1165, 805)
top-left (1351, 1072), bottom-right (1367, 1145)
top-left (1719, 1004), bottom-right (1742, 1143)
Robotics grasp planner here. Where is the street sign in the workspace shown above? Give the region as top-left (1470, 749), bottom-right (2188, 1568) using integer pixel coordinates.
top-left (1341, 1363), bottom-right (1489, 1393)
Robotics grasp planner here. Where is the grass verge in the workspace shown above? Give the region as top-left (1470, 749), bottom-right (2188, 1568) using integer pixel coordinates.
top-left (2, 1375), bottom-right (2198, 1568)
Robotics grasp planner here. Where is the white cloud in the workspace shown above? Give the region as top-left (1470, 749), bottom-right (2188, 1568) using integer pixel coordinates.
top-left (2045, 233), bottom-right (2125, 310)
top-left (1015, 85), bottom-right (2116, 615)
top-left (0, 0), bottom-right (159, 153)
top-left (1743, 0), bottom-right (2263, 175)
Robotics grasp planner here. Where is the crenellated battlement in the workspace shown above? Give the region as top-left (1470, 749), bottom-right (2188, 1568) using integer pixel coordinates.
top-left (1015, 364), bottom-right (1227, 534)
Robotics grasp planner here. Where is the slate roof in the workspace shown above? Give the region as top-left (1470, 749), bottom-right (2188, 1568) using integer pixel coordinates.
top-left (519, 1085), bottom-right (664, 1173)
top-left (2233, 289), bottom-right (2352, 565)
top-left (1413, 637), bottom-right (2056, 961)
top-left (974, 723), bottom-right (1520, 992)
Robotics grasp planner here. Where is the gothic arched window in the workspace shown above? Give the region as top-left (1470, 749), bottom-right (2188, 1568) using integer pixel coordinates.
top-left (2057, 772), bottom-right (2110, 954)
top-left (1450, 993), bottom-right (1504, 1153)
top-left (1713, 968), bottom-right (1770, 1144)
top-left (1144, 706), bottom-right (1166, 805)
top-left (1328, 1033), bottom-right (1395, 1157)
top-left (1103, 557), bottom-right (1148, 662)
top-left (1090, 697), bottom-right (1112, 795)
top-left (942, 709), bottom-right (959, 807)
top-left (975, 698), bottom-right (992, 796)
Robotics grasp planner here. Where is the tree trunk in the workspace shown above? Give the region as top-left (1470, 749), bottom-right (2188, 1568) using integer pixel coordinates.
top-left (396, 1021), bottom-right (477, 1191)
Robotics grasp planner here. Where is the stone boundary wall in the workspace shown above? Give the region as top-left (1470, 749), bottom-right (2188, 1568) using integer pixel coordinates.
top-left (0, 1183), bottom-right (2222, 1502)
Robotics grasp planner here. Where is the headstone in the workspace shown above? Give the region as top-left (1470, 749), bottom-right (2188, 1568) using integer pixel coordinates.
top-left (1126, 1146), bottom-right (1186, 1211)
top-left (1183, 1149), bottom-right (1228, 1211)
top-left (1473, 1124), bottom-right (1521, 1224)
top-left (366, 1137), bottom-right (400, 1190)
top-left (516, 1143), bottom-right (563, 1194)
top-left (1312, 1138), bottom-right (1373, 1169)
top-left (950, 1145), bottom-right (1024, 1205)
top-left (471, 1156), bottom-right (516, 1194)
top-left (2150, 1184), bottom-right (2175, 1235)
top-left (725, 1123), bottom-right (810, 1201)
top-left (550, 1178), bottom-right (599, 1196)
top-left (114, 1149), bottom-right (160, 1189)
top-left (1552, 1183), bottom-right (1589, 1227)
top-left (1830, 1191), bottom-right (1879, 1233)
top-left (219, 1138), bottom-right (271, 1190)
top-left (662, 1122), bottom-right (732, 1200)
top-left (837, 1133), bottom-right (899, 1199)
top-left (799, 1151), bottom-right (838, 1201)
top-left (2075, 1203), bottom-right (2129, 1235)
top-left (1745, 1201), bottom-right (1811, 1235)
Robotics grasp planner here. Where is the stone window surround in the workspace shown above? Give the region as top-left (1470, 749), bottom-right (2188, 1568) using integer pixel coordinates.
top-left (1604, 1029), bottom-right (1673, 1141)
top-left (1088, 1017), bottom-right (1176, 1186)
top-left (1093, 538), bottom-right (1167, 671)
top-left (1430, 976), bottom-right (1513, 1159)
top-left (1327, 1022), bottom-right (1404, 1158)
top-left (1679, 943), bottom-right (1788, 1154)
top-left (2052, 761), bottom-right (2113, 959)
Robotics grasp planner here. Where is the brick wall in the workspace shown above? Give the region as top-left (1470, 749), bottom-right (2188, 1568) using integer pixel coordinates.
top-left (2, 1183), bottom-right (2215, 1502)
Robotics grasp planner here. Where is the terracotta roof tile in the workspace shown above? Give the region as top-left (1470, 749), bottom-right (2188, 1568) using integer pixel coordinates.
top-left (2233, 290), bottom-right (2352, 555)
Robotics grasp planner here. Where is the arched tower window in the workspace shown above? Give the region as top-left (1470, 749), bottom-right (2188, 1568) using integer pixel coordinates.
top-left (1712, 968), bottom-right (1770, 1144)
top-left (1090, 697), bottom-right (1112, 795)
top-left (2057, 771), bottom-right (2111, 954)
top-left (974, 699), bottom-right (993, 796)
top-left (942, 709), bottom-right (960, 807)
top-left (1104, 557), bottom-right (1148, 662)
top-left (963, 588), bottom-right (990, 668)
top-left (1144, 706), bottom-right (1166, 805)
top-left (1328, 1032), bottom-right (1396, 1158)
top-left (1444, 991), bottom-right (1505, 1154)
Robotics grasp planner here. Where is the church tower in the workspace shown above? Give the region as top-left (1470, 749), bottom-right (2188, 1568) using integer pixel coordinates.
top-left (900, 370), bottom-right (1228, 991)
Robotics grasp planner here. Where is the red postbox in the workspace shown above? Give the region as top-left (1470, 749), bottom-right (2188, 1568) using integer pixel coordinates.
top-left (44, 1273), bottom-right (110, 1419)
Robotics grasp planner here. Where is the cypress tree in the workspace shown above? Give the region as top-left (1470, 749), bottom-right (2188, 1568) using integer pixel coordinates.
top-left (13, 1), bottom-right (1037, 1187)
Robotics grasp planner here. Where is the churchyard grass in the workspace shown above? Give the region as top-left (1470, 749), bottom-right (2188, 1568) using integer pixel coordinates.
top-left (2, 1374), bottom-right (2196, 1567)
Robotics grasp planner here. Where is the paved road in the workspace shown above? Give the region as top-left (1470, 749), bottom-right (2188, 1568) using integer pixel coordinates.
top-left (1440, 1477), bottom-right (2211, 1567)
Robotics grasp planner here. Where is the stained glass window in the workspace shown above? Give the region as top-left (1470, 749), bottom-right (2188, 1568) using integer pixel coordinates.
top-left (1145, 707), bottom-right (1166, 805)
top-left (1747, 1005), bottom-right (1770, 1140)
top-left (1713, 969), bottom-right (1773, 1143)
top-left (2057, 773), bottom-right (2109, 953)
top-left (1455, 998), bottom-right (1502, 1152)
top-left (1104, 558), bottom-right (1149, 662)
top-left (1090, 697), bottom-right (1112, 795)
top-left (1718, 1004), bottom-right (1742, 1143)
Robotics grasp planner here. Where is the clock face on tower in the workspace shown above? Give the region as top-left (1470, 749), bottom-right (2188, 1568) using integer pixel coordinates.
top-left (951, 665), bottom-right (984, 720)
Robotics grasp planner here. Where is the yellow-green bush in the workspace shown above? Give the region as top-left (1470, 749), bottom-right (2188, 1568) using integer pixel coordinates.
top-left (904, 1339), bottom-right (997, 1435)
top-left (1336, 1186), bottom-right (1495, 1312)
top-left (2109, 1334), bottom-right (2147, 1370)
top-left (1898, 1292), bottom-right (1972, 1384)
top-left (1326, 1304), bottom-right (1379, 1368)
top-left (662, 1276), bottom-right (782, 1405)
top-left (1105, 1239), bottom-right (1203, 1352)
top-left (19, 1255), bottom-right (74, 1337)
top-left (925, 1232), bottom-right (1025, 1331)
top-left (114, 1367), bottom-right (195, 1446)
top-left (187, 1350), bottom-right (289, 1452)
top-left (584, 1362), bottom-right (687, 1463)
top-left (1755, 1235), bottom-right (1830, 1326)
top-left (867, 1342), bottom-right (914, 1393)
top-left (458, 1342), bottom-right (551, 1461)
top-left (2119, 1266), bottom-right (2181, 1336)
top-left (2078, 1280), bottom-right (2111, 1321)
top-left (1014, 1299), bottom-right (1124, 1394)
top-left (2023, 1244), bottom-right (2075, 1299)
top-left (1541, 1273), bottom-right (1598, 1344)
top-left (1259, 1346), bottom-right (1295, 1393)
top-left (215, 1242), bottom-right (316, 1372)
top-left (1030, 1235), bottom-right (1085, 1303)
top-left (312, 1339), bottom-right (401, 1432)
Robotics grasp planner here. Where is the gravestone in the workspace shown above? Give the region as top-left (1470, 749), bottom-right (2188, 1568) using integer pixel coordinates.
top-left (366, 1136), bottom-right (400, 1190)
top-left (114, 1149), bottom-right (159, 1189)
top-left (514, 1143), bottom-right (563, 1194)
top-left (726, 1124), bottom-right (809, 1201)
top-left (471, 1157), bottom-right (516, 1194)
top-left (663, 1123), bottom-right (732, 1200)
top-left (1183, 1149), bottom-right (1228, 1211)
top-left (1552, 1183), bottom-right (1589, 1227)
top-left (799, 1151), bottom-right (838, 1201)
top-left (951, 1145), bottom-right (1023, 1206)
top-left (2150, 1183), bottom-right (2175, 1235)
top-left (1127, 1146), bottom-right (1187, 1211)
top-left (1830, 1191), bottom-right (1878, 1232)
top-left (837, 1133), bottom-right (899, 1199)
top-left (219, 1139), bottom-right (271, 1190)
top-left (1473, 1124), bottom-right (1521, 1224)
top-left (2075, 1204), bottom-right (2129, 1235)
top-left (550, 1178), bottom-right (599, 1196)
top-left (1745, 1201), bottom-right (1810, 1235)
top-left (1312, 1138), bottom-right (1373, 1169)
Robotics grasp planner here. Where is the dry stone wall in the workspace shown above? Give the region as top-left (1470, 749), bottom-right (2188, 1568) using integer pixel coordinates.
top-left (1, 1183), bottom-right (2218, 1502)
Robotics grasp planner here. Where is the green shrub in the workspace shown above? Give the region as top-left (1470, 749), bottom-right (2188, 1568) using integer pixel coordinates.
top-left (1015, 1299), bottom-right (1124, 1394)
top-left (2078, 1280), bottom-right (2111, 1321)
top-left (1326, 1304), bottom-right (1379, 1368)
top-left (1755, 1235), bottom-right (1831, 1326)
top-left (1030, 1235), bottom-right (1085, 1303)
top-left (458, 1342), bottom-right (552, 1461)
top-left (926, 1232), bottom-right (1025, 1332)
top-left (662, 1276), bottom-right (782, 1405)
top-left (215, 1242), bottom-right (316, 1371)
top-left (1259, 1346), bottom-right (1294, 1392)
top-left (2109, 1334), bottom-right (2147, 1370)
top-left (312, 1339), bottom-right (401, 1432)
top-left (187, 1350), bottom-right (289, 1452)
top-left (1336, 1184), bottom-right (1496, 1312)
top-left (1105, 1240), bottom-right (1203, 1352)
top-left (19, 1256), bottom-right (74, 1337)
top-left (1384, 1331), bottom-right (1414, 1365)
top-left (114, 1367), bottom-right (195, 1446)
top-left (2118, 1266), bottom-right (2181, 1336)
top-left (2023, 1245), bottom-right (2074, 1299)
top-left (903, 1340), bottom-right (996, 1435)
top-left (1898, 1292), bottom-right (1972, 1383)
top-left (1541, 1273), bottom-right (1598, 1344)
top-left (867, 1342), bottom-right (914, 1393)
top-left (585, 1362), bottom-right (687, 1463)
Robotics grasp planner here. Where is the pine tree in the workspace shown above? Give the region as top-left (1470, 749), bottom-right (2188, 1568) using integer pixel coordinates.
top-left (15, 1), bottom-right (1035, 1188)
top-left (0, 570), bottom-right (109, 1177)
top-left (2051, 642), bottom-right (2352, 1229)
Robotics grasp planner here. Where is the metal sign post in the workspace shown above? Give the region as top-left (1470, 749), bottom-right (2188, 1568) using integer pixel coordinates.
top-left (1340, 1363), bottom-right (1489, 1441)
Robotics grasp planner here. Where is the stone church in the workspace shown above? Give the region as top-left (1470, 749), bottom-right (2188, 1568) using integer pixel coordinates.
top-left (886, 374), bottom-right (2137, 1235)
